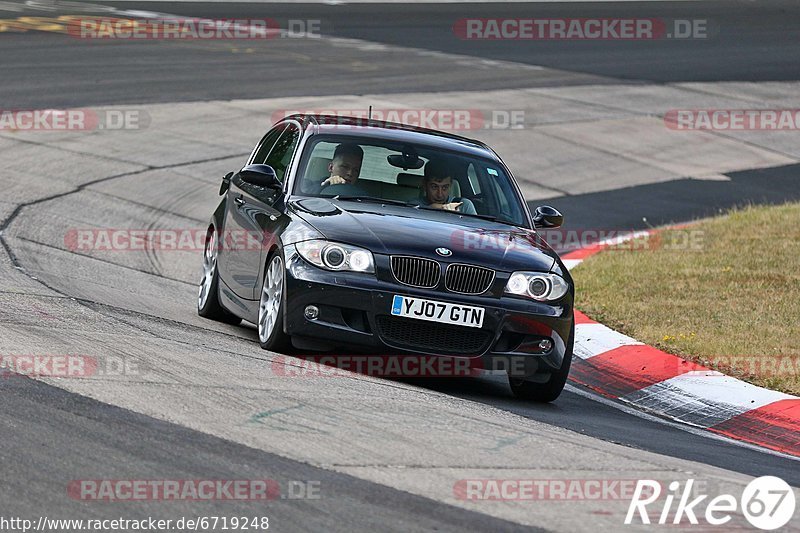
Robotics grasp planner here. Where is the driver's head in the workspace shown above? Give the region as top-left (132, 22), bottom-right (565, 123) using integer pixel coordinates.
top-left (423, 159), bottom-right (453, 204)
top-left (328, 143), bottom-right (363, 184)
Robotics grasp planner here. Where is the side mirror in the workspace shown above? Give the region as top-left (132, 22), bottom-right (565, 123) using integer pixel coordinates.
top-left (239, 164), bottom-right (282, 190)
top-left (219, 172), bottom-right (234, 196)
top-left (533, 205), bottom-right (563, 229)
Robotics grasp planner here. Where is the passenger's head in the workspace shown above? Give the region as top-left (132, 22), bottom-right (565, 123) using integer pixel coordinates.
top-left (328, 143), bottom-right (363, 184)
top-left (423, 159), bottom-right (454, 204)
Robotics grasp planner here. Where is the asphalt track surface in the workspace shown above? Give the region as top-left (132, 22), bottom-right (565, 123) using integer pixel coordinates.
top-left (1, 1), bottom-right (800, 531)
top-left (3, 1), bottom-right (800, 108)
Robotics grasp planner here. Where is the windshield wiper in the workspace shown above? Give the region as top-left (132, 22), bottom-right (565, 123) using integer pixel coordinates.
top-left (459, 212), bottom-right (498, 222)
top-left (417, 206), bottom-right (498, 222)
top-left (332, 196), bottom-right (502, 222)
top-left (333, 195), bottom-right (413, 207)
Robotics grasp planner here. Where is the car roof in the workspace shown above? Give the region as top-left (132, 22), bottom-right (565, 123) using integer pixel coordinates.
top-left (280, 114), bottom-right (500, 161)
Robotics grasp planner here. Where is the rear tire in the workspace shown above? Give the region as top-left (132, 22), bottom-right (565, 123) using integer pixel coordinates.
top-left (258, 251), bottom-right (291, 352)
top-left (508, 323), bottom-right (573, 403)
top-left (198, 227), bottom-right (242, 325)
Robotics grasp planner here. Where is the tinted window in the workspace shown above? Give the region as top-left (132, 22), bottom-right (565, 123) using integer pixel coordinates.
top-left (251, 125), bottom-right (285, 165)
top-left (265, 124), bottom-right (301, 183)
top-left (293, 135), bottom-right (528, 227)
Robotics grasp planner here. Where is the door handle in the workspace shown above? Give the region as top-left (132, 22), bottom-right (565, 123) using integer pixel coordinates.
top-left (234, 197), bottom-right (245, 206)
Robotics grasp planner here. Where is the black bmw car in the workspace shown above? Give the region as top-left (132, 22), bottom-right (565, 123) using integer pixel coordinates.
top-left (198, 114), bottom-right (574, 401)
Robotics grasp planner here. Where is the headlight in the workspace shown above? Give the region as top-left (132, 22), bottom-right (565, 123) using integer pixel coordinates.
top-left (295, 240), bottom-right (375, 273)
top-left (504, 272), bottom-right (569, 302)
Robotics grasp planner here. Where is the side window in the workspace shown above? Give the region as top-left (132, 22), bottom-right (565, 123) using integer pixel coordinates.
top-left (264, 124), bottom-right (301, 183)
top-left (251, 125), bottom-right (286, 165)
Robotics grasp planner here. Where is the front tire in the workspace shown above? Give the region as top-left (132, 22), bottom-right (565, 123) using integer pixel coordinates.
top-left (258, 251), bottom-right (291, 352)
top-left (198, 227), bottom-right (242, 325)
top-left (508, 324), bottom-right (573, 403)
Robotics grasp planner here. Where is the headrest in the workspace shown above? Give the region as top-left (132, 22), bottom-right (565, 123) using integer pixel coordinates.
top-left (397, 173), bottom-right (423, 188)
top-left (307, 156), bottom-right (331, 180)
top-left (451, 179), bottom-right (461, 197)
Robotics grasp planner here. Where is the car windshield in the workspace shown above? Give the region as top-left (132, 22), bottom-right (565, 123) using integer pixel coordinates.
top-left (293, 134), bottom-right (529, 227)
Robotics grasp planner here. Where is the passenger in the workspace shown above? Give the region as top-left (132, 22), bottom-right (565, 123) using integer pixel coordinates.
top-left (420, 159), bottom-right (477, 214)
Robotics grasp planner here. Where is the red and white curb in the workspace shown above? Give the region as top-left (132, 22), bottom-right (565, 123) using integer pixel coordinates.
top-left (561, 231), bottom-right (800, 458)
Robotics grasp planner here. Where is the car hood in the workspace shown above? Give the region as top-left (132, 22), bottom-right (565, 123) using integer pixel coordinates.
top-left (289, 198), bottom-right (557, 272)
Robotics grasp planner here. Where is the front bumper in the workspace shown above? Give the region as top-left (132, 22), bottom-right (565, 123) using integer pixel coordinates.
top-left (283, 245), bottom-right (574, 375)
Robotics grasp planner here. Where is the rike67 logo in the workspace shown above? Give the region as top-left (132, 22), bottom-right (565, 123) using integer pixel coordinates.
top-left (626, 476), bottom-right (796, 530)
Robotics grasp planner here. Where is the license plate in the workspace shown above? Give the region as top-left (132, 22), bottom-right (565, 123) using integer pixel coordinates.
top-left (390, 295), bottom-right (485, 328)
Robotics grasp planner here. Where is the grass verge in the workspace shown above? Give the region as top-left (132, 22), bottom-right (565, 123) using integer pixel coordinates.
top-left (572, 202), bottom-right (800, 395)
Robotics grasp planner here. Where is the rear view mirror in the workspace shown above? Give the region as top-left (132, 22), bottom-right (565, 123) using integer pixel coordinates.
top-left (388, 145), bottom-right (424, 170)
top-left (239, 164), bottom-right (282, 190)
top-left (388, 154), bottom-right (424, 170)
top-left (533, 205), bottom-right (563, 229)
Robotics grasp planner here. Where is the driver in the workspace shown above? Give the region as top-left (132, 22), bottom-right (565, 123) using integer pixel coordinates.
top-left (420, 159), bottom-right (477, 215)
top-left (317, 143), bottom-right (364, 192)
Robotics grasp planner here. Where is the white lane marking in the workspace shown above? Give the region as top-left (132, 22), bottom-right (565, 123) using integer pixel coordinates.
top-left (597, 229), bottom-right (652, 247)
top-left (639, 372), bottom-right (795, 410)
top-left (114, 9), bottom-right (175, 18)
top-left (622, 373), bottom-right (796, 428)
top-left (564, 383), bottom-right (800, 462)
top-left (574, 322), bottom-right (643, 360)
top-left (691, 173), bottom-right (732, 181)
top-left (561, 230), bottom-right (651, 271)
